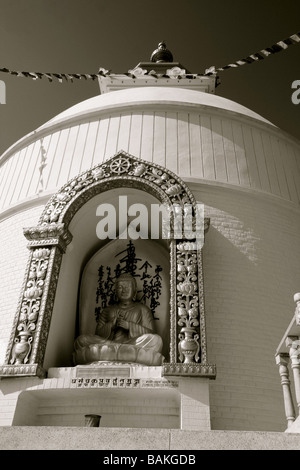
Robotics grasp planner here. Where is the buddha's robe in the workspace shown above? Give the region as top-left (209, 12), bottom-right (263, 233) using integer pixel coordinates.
top-left (73, 302), bottom-right (163, 365)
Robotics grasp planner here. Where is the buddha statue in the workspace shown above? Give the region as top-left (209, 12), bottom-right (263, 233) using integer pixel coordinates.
top-left (73, 273), bottom-right (164, 366)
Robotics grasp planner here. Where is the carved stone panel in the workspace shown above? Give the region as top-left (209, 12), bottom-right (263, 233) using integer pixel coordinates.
top-left (0, 234), bottom-right (67, 377)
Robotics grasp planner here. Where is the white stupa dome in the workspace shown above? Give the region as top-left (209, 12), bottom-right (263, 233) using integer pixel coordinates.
top-left (0, 85), bottom-right (299, 215)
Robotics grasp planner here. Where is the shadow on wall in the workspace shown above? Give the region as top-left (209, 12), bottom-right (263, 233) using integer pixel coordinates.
top-left (202, 222), bottom-right (288, 431)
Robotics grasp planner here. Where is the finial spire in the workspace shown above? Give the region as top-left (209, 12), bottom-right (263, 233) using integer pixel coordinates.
top-left (150, 42), bottom-right (174, 63)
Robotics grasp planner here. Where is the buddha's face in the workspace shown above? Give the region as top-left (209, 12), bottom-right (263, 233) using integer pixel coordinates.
top-left (116, 280), bottom-right (135, 301)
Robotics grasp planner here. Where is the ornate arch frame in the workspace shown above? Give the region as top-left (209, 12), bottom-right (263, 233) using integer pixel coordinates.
top-left (0, 151), bottom-right (216, 379)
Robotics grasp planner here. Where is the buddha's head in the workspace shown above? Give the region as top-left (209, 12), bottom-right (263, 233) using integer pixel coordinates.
top-left (115, 273), bottom-right (137, 302)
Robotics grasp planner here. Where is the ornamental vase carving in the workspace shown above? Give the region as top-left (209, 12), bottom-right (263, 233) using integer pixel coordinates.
top-left (11, 331), bottom-right (32, 365)
top-left (178, 327), bottom-right (200, 363)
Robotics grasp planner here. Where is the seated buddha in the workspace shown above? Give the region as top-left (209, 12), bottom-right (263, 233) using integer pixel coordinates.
top-left (73, 273), bottom-right (164, 366)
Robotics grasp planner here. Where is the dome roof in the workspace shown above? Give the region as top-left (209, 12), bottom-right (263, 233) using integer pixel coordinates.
top-left (0, 85), bottom-right (300, 215)
top-left (39, 86), bottom-right (274, 131)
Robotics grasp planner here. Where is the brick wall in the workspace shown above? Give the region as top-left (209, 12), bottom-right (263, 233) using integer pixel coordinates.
top-left (35, 396), bottom-right (179, 428)
top-left (179, 378), bottom-right (211, 430)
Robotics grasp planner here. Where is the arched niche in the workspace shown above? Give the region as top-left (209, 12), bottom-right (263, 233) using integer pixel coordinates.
top-left (0, 151), bottom-right (216, 380)
top-left (43, 187), bottom-right (171, 368)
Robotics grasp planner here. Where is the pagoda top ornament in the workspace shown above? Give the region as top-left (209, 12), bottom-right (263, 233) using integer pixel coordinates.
top-left (150, 42), bottom-right (174, 63)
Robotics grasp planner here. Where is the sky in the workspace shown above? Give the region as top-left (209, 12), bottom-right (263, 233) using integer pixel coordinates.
top-left (0, 0), bottom-right (299, 156)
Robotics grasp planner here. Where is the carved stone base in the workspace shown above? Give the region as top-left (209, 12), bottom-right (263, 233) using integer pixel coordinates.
top-left (0, 363), bottom-right (46, 378)
top-left (73, 343), bottom-right (165, 367)
top-left (75, 363), bottom-right (132, 378)
top-left (162, 362), bottom-right (216, 378)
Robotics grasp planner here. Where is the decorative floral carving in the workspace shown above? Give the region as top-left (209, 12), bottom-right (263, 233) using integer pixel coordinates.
top-left (33, 247), bottom-right (63, 367)
top-left (176, 243), bottom-right (200, 364)
top-left (40, 152), bottom-right (194, 226)
top-left (91, 167), bottom-right (106, 180)
top-left (177, 241), bottom-right (199, 252)
top-left (129, 164), bottom-right (189, 206)
top-left (24, 223), bottom-right (66, 240)
top-left (41, 172), bottom-right (99, 224)
top-left (165, 183), bottom-right (182, 196)
top-left (128, 67), bottom-right (147, 77)
top-left (166, 67), bottom-right (186, 78)
top-left (133, 163), bottom-right (146, 176)
top-left (162, 362), bottom-right (216, 377)
top-left (23, 223), bottom-right (72, 252)
top-left (10, 248), bottom-right (51, 365)
top-left (0, 364), bottom-right (46, 377)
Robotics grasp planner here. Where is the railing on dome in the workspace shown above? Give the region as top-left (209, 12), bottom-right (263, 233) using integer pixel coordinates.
top-left (275, 294), bottom-right (300, 430)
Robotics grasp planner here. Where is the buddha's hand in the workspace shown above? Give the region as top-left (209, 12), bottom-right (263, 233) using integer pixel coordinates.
top-left (116, 318), bottom-right (129, 330)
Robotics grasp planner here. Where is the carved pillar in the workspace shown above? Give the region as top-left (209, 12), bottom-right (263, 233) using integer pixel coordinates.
top-left (275, 354), bottom-right (296, 427)
top-left (176, 241), bottom-right (201, 364)
top-left (294, 292), bottom-right (300, 326)
top-left (163, 220), bottom-right (216, 377)
top-left (0, 223), bottom-right (72, 378)
top-left (286, 336), bottom-right (300, 416)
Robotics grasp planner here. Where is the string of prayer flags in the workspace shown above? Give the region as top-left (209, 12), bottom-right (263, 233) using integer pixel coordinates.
top-left (0, 31), bottom-right (299, 83)
top-left (204, 31), bottom-right (300, 75)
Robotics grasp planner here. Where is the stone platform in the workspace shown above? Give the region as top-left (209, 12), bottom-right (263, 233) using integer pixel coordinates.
top-left (0, 427), bottom-right (300, 450)
top-left (0, 365), bottom-right (211, 430)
